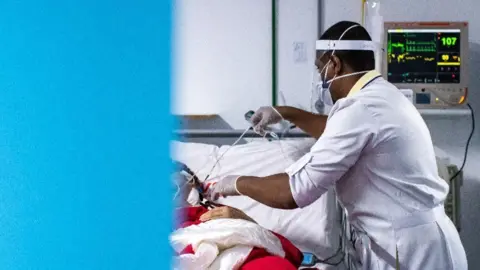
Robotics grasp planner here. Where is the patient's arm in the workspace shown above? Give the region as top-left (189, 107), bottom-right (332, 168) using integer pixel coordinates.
top-left (199, 206), bottom-right (257, 223)
top-left (275, 106), bottom-right (327, 139)
top-left (236, 173), bottom-right (298, 210)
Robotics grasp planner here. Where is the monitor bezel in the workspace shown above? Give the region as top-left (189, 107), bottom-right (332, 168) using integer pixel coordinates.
top-left (382, 22), bottom-right (469, 91)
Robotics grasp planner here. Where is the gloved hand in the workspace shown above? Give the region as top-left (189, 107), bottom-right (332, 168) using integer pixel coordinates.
top-left (203, 175), bottom-right (242, 201)
top-left (251, 106), bottom-right (283, 135)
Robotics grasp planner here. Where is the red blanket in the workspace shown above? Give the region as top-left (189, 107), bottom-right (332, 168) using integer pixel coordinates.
top-left (174, 206), bottom-right (304, 270)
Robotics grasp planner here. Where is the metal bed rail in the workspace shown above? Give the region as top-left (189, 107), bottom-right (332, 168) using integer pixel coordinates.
top-left (173, 128), bottom-right (311, 138)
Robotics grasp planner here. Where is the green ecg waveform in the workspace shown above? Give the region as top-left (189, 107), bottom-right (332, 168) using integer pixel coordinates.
top-left (388, 39), bottom-right (437, 54)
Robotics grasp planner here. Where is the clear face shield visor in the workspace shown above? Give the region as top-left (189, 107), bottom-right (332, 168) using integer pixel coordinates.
top-left (312, 39), bottom-right (377, 111)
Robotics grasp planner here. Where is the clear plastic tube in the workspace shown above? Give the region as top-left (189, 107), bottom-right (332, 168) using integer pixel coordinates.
top-left (363, 0), bottom-right (383, 73)
top-left (364, 0), bottom-right (381, 18)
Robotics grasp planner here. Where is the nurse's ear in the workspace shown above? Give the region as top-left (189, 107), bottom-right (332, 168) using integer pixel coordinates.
top-left (329, 55), bottom-right (343, 76)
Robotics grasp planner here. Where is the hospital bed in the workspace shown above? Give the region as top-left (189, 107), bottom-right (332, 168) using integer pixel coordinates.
top-left (172, 124), bottom-right (463, 270)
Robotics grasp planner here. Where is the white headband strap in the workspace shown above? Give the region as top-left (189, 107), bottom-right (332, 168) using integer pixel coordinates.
top-left (316, 40), bottom-right (376, 51)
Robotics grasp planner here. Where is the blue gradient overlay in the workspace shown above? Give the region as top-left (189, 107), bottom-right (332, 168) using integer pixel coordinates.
top-left (0, 1), bottom-right (173, 269)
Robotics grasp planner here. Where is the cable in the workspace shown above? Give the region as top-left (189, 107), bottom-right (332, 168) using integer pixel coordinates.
top-left (317, 247), bottom-right (345, 266)
top-left (204, 126), bottom-right (251, 181)
top-left (449, 103), bottom-right (475, 182)
top-left (175, 126), bottom-right (251, 194)
top-left (173, 126), bottom-right (253, 207)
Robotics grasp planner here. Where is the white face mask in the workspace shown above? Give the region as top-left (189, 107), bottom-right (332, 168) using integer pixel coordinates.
top-left (172, 172), bottom-right (201, 206)
top-left (315, 59), bottom-right (335, 107)
top-left (319, 80), bottom-right (334, 107)
top-left (318, 68), bottom-right (370, 107)
top-left (187, 187), bottom-right (200, 206)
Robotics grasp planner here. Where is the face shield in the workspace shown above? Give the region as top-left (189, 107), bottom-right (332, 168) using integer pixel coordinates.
top-left (313, 27), bottom-right (377, 110)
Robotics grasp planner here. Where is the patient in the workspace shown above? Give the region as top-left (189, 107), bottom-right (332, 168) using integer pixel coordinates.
top-left (173, 169), bottom-right (256, 222)
top-left (172, 171), bottom-right (307, 270)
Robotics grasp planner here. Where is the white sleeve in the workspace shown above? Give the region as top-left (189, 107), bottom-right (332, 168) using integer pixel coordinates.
top-left (286, 101), bottom-right (378, 208)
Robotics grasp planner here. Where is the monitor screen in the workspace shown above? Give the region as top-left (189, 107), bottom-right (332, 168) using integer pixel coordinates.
top-left (386, 29), bottom-right (461, 84)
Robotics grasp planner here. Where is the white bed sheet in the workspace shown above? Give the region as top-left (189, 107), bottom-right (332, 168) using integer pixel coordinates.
top-left (171, 139), bottom-right (342, 263)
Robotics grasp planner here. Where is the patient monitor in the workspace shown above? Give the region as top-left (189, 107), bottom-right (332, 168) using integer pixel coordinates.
top-left (382, 22), bottom-right (469, 109)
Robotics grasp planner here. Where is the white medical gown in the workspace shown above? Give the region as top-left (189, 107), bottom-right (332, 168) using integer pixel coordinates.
top-left (286, 77), bottom-right (467, 269)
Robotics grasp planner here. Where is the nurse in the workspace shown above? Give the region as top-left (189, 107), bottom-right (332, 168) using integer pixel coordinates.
top-left (204, 21), bottom-right (468, 269)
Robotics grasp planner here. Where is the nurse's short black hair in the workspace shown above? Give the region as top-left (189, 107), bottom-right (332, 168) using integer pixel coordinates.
top-left (319, 21), bottom-right (375, 72)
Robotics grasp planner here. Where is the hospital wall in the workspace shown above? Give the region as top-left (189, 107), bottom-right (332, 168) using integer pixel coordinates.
top-left (321, 0), bottom-right (480, 267)
top-left (173, 0), bottom-right (272, 128)
top-left (173, 0), bottom-right (319, 128)
top-left (277, 0), bottom-right (318, 113)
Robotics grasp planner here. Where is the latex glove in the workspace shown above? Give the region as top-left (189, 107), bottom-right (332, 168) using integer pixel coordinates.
top-left (251, 106), bottom-right (283, 135)
top-left (199, 206), bottom-right (256, 223)
top-left (203, 175), bottom-right (242, 201)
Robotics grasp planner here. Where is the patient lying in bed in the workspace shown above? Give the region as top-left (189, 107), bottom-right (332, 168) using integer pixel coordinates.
top-left (171, 173), bottom-right (306, 270)
top-left (172, 140), bottom-right (341, 263)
